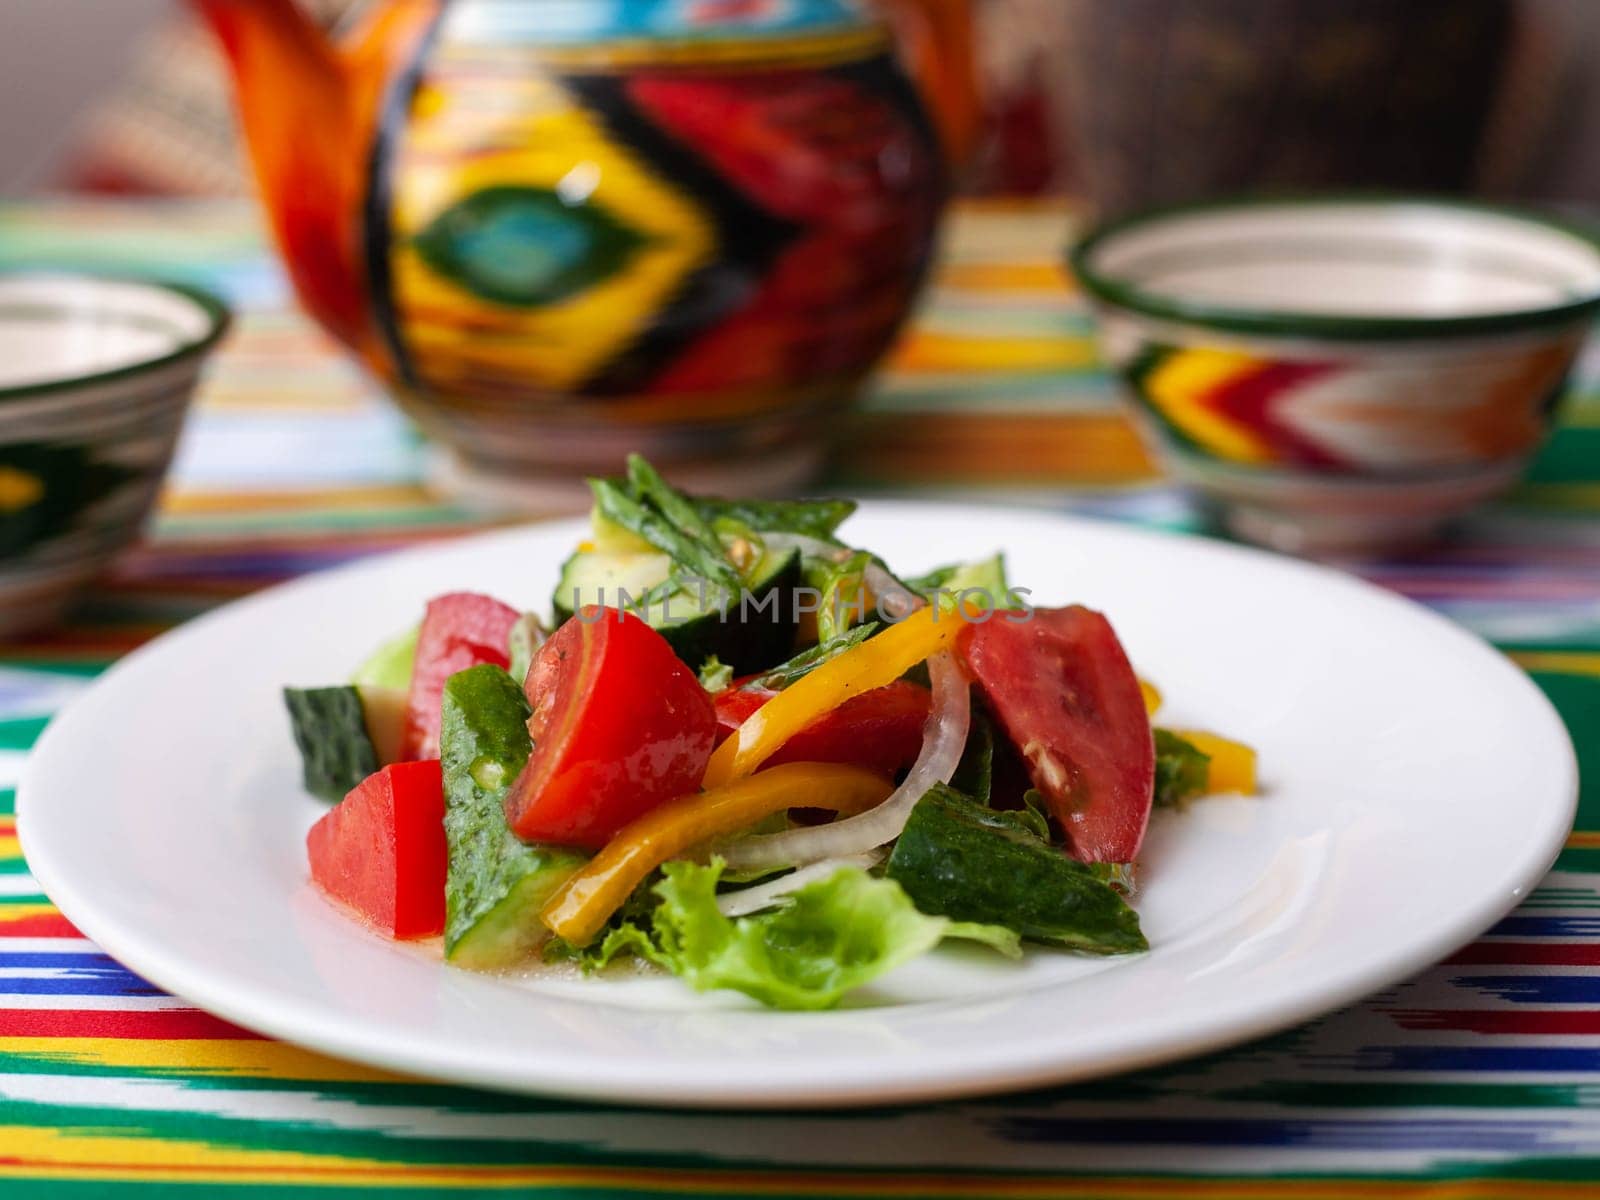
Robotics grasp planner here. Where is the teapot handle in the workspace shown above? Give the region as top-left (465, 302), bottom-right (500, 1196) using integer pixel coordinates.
top-left (873, 0), bottom-right (980, 171)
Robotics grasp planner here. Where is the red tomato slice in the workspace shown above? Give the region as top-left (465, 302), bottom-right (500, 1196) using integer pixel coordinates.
top-left (505, 608), bottom-right (717, 849)
top-left (713, 679), bottom-right (930, 778)
top-left (402, 592), bottom-right (520, 761)
top-left (959, 606), bottom-right (1154, 863)
top-left (306, 761), bottom-right (446, 939)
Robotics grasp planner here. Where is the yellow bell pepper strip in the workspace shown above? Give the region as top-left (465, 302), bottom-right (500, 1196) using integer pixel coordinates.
top-left (1175, 730), bottom-right (1258, 794)
top-left (1139, 679), bottom-right (1162, 716)
top-left (541, 762), bottom-right (893, 947)
top-left (702, 603), bottom-right (968, 788)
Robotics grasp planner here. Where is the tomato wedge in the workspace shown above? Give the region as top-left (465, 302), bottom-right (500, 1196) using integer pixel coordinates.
top-left (712, 680), bottom-right (930, 778)
top-left (306, 761), bottom-right (447, 938)
top-left (403, 592), bottom-right (520, 761)
top-left (959, 606), bottom-right (1154, 863)
top-left (504, 608), bottom-right (716, 849)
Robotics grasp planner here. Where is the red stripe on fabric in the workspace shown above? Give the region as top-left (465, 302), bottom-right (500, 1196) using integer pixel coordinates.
top-left (0, 1008), bottom-right (262, 1039)
top-left (1386, 1008), bottom-right (1600, 1034)
top-left (1443, 942), bottom-right (1600, 966)
top-left (0, 914), bottom-right (82, 938)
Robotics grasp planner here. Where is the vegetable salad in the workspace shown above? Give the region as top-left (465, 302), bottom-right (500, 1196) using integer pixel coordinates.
top-left (286, 456), bottom-right (1256, 1010)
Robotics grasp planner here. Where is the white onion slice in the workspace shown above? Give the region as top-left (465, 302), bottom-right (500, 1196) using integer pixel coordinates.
top-left (718, 651), bottom-right (970, 871)
top-left (762, 532), bottom-right (852, 564)
top-left (863, 560), bottom-right (920, 620)
top-left (715, 850), bottom-right (886, 918)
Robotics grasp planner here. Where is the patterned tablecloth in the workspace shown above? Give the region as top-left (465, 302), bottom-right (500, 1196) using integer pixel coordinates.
top-left (1, 199), bottom-right (1598, 1197)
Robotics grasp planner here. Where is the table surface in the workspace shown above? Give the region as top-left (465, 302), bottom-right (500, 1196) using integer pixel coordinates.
top-left (1, 199), bottom-right (1599, 1197)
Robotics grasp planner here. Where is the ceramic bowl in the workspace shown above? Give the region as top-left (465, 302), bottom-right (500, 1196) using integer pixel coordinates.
top-left (1069, 198), bottom-right (1600, 555)
top-left (0, 274), bottom-right (229, 634)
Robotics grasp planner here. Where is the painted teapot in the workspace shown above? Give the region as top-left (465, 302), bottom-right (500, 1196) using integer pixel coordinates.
top-left (194, 0), bottom-right (974, 501)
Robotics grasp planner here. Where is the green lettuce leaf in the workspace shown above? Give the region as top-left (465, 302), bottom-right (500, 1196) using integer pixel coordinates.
top-left (564, 860), bottom-right (1018, 1010)
top-left (697, 655), bottom-right (734, 693)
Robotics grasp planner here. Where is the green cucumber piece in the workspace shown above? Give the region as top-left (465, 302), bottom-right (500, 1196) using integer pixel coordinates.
top-left (351, 625), bottom-right (418, 691)
top-left (886, 786), bottom-right (1147, 955)
top-left (284, 687), bottom-right (381, 803)
top-left (906, 553), bottom-right (1010, 610)
top-left (441, 664), bottom-right (587, 968)
top-left (553, 540), bottom-right (801, 675)
top-left (357, 685), bottom-right (407, 767)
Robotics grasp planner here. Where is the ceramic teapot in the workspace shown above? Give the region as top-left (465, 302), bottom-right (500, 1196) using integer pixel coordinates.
top-left (194, 0), bottom-right (974, 502)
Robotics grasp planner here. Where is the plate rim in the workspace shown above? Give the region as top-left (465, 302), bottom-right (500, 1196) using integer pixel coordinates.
top-left (17, 503), bottom-right (1580, 1108)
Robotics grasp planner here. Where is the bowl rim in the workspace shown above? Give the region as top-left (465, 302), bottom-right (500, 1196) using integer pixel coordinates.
top-left (1067, 192), bottom-right (1600, 342)
top-left (0, 272), bottom-right (231, 402)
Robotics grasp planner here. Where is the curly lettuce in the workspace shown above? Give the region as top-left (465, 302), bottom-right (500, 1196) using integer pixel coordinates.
top-left (566, 860), bottom-right (1019, 1010)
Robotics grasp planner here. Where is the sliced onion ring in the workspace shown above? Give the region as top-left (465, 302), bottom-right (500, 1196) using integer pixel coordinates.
top-left (864, 561), bottom-right (919, 620)
top-left (763, 534), bottom-right (921, 620)
top-left (718, 650), bottom-right (970, 871)
top-left (715, 850), bottom-right (887, 918)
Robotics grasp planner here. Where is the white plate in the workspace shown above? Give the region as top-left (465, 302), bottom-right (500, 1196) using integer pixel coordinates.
top-left (18, 504), bottom-right (1577, 1108)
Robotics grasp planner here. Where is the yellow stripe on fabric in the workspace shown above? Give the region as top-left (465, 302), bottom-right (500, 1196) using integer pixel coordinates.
top-left (840, 412), bottom-right (1155, 484)
top-left (2, 1141), bottom-right (1598, 1198)
top-left (1510, 651), bottom-right (1600, 678)
top-left (161, 485), bottom-right (444, 516)
top-left (1566, 831), bottom-right (1600, 849)
top-left (0, 903), bottom-right (58, 923)
top-left (0, 1039), bottom-right (403, 1083)
top-left (0, 833), bottom-right (19, 861)
top-left (890, 332), bottom-right (1098, 374)
top-left (937, 262), bottom-right (1078, 293)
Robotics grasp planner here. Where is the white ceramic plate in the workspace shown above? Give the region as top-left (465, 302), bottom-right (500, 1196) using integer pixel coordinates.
top-left (18, 505), bottom-right (1576, 1108)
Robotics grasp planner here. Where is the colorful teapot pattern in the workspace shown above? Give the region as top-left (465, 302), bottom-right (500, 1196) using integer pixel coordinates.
top-left (196, 0), bottom-right (971, 496)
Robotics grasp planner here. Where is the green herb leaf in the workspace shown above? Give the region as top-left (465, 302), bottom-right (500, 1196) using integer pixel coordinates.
top-left (691, 497), bottom-right (857, 541)
top-left (950, 708), bottom-right (995, 805)
top-left (1154, 729), bottom-right (1212, 809)
top-left (887, 785), bottom-right (1148, 955)
top-left (506, 612), bottom-right (546, 689)
top-left (589, 478), bottom-right (741, 594)
top-left (747, 623), bottom-right (879, 690)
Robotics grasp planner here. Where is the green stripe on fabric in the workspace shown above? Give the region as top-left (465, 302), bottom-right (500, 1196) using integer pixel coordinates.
top-left (0, 660), bottom-right (108, 679)
top-left (0, 717), bottom-right (50, 752)
top-left (1219, 1080), bottom-right (1600, 1108)
top-left (1557, 845), bottom-right (1600, 872)
top-left (1527, 426), bottom-right (1600, 483)
top-left (1530, 672), bottom-right (1600, 833)
top-left (0, 788), bottom-right (14, 816)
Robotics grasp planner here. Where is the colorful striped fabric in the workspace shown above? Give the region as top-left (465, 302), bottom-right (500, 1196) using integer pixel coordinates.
top-left (2, 198), bottom-right (1599, 1196)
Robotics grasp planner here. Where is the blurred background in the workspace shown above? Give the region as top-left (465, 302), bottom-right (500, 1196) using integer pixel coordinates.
top-left (6, 0), bottom-right (1600, 208)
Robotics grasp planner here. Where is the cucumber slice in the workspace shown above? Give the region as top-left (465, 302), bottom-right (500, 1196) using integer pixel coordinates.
top-left (886, 785), bottom-right (1147, 955)
top-left (283, 687), bottom-right (381, 803)
top-left (906, 553), bottom-right (1009, 610)
top-left (351, 625), bottom-right (418, 690)
top-left (589, 504), bottom-right (656, 555)
top-left (357, 685), bottom-right (408, 767)
top-left (553, 539), bottom-right (801, 675)
top-left (440, 664), bottom-right (587, 969)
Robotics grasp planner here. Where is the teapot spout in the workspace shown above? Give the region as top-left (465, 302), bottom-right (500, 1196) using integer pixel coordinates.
top-left (190, 0), bottom-right (433, 362)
